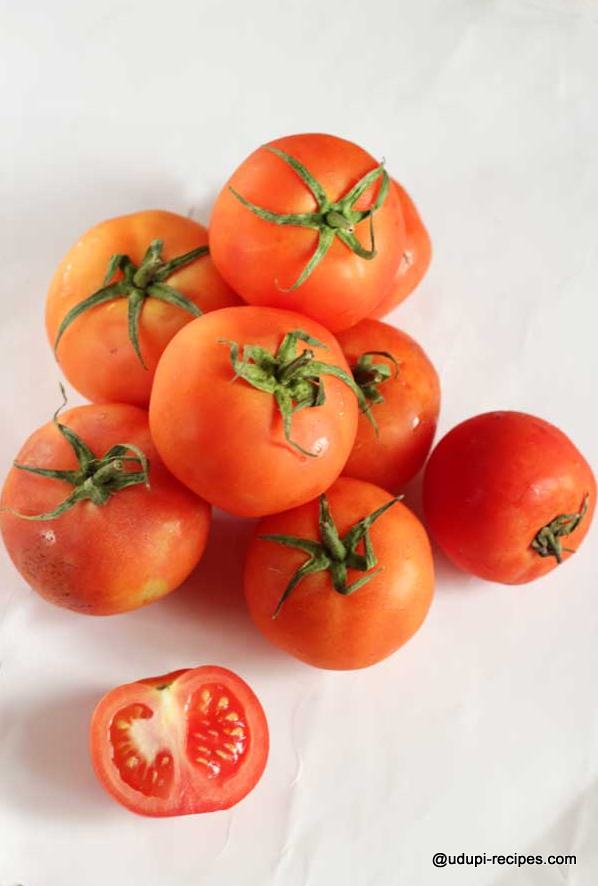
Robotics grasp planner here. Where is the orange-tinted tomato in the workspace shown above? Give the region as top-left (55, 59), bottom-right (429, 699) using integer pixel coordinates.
top-left (209, 134), bottom-right (405, 332)
top-left (371, 181), bottom-right (432, 318)
top-left (337, 319), bottom-right (440, 492)
top-left (244, 477), bottom-right (435, 669)
top-left (149, 306), bottom-right (360, 518)
top-left (46, 211), bottom-right (242, 407)
top-left (90, 666), bottom-right (268, 816)
top-left (0, 403), bottom-right (211, 614)
top-left (423, 411), bottom-right (596, 583)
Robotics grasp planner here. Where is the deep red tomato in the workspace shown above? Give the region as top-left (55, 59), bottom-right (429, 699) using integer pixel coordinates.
top-left (46, 211), bottom-right (242, 407)
top-left (149, 306), bottom-right (366, 517)
top-left (370, 181), bottom-right (432, 319)
top-left (209, 134), bottom-right (405, 332)
top-left (90, 666), bottom-right (269, 817)
top-left (423, 411), bottom-right (596, 583)
top-left (244, 477), bottom-right (434, 669)
top-left (0, 402), bottom-right (211, 614)
top-left (336, 319), bottom-right (440, 491)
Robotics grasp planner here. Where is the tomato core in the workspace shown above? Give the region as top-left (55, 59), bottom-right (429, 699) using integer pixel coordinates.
top-left (109, 703), bottom-right (174, 799)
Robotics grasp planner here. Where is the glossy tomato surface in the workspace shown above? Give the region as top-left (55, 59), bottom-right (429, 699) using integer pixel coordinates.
top-left (244, 477), bottom-right (435, 669)
top-left (337, 319), bottom-right (440, 491)
top-left (371, 181), bottom-right (432, 318)
top-left (149, 306), bottom-right (359, 517)
top-left (209, 134), bottom-right (405, 332)
top-left (0, 404), bottom-right (211, 614)
top-left (46, 211), bottom-right (242, 407)
top-left (423, 411), bottom-right (596, 583)
top-left (90, 666), bottom-right (269, 817)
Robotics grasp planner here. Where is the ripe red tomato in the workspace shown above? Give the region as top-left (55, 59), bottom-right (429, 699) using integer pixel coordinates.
top-left (423, 411), bottom-right (596, 583)
top-left (150, 306), bottom-right (365, 517)
top-left (244, 477), bottom-right (434, 669)
top-left (336, 318), bottom-right (440, 491)
top-left (370, 181), bottom-right (432, 319)
top-left (90, 666), bottom-right (268, 817)
top-left (209, 134), bottom-right (405, 332)
top-left (46, 211), bottom-right (242, 407)
top-left (0, 402), bottom-right (211, 614)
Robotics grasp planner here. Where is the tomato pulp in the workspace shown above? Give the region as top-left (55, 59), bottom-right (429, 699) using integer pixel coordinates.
top-left (90, 666), bottom-right (269, 816)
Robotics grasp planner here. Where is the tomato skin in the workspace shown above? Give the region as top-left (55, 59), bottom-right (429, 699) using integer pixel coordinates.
top-left (423, 411), bottom-right (596, 584)
top-left (370, 182), bottom-right (432, 319)
top-left (244, 477), bottom-right (434, 669)
top-left (209, 134), bottom-right (405, 332)
top-left (90, 666), bottom-right (269, 817)
top-left (46, 211), bottom-right (242, 407)
top-left (337, 319), bottom-right (440, 492)
top-left (149, 306), bottom-right (359, 517)
top-left (0, 404), bottom-right (211, 614)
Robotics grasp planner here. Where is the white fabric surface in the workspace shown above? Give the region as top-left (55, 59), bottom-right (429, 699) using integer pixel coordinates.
top-left (1, 1), bottom-right (597, 884)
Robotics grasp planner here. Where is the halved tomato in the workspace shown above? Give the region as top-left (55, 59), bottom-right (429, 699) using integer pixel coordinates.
top-left (90, 666), bottom-right (269, 817)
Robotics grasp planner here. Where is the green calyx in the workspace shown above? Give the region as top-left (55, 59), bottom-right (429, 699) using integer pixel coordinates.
top-left (220, 329), bottom-right (376, 457)
top-left (54, 240), bottom-right (208, 368)
top-left (351, 350), bottom-right (399, 405)
top-left (531, 493), bottom-right (589, 564)
top-left (8, 387), bottom-right (150, 521)
top-left (229, 146), bottom-right (389, 291)
top-left (263, 493), bottom-right (402, 618)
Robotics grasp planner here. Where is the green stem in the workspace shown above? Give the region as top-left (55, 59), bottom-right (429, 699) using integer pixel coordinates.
top-left (221, 329), bottom-right (375, 455)
top-left (230, 146), bottom-right (389, 291)
top-left (531, 494), bottom-right (590, 564)
top-left (352, 351), bottom-right (399, 406)
top-left (6, 391), bottom-right (150, 521)
top-left (263, 493), bottom-right (403, 617)
top-left (54, 239), bottom-right (209, 367)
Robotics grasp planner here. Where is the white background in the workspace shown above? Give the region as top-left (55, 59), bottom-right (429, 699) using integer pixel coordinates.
top-left (1, 1), bottom-right (597, 884)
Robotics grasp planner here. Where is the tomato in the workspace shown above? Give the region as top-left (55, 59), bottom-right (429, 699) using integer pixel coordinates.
top-left (149, 306), bottom-right (366, 517)
top-left (244, 477), bottom-right (434, 669)
top-left (90, 665), bottom-right (268, 817)
top-left (423, 411), bottom-right (596, 584)
top-left (46, 211), bottom-right (242, 407)
top-left (370, 181), bottom-right (432, 318)
top-left (209, 134), bottom-right (405, 332)
top-left (336, 319), bottom-right (440, 491)
top-left (0, 401), bottom-right (211, 614)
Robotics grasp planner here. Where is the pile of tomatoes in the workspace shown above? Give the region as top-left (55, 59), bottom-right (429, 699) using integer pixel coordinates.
top-left (1, 133), bottom-right (594, 817)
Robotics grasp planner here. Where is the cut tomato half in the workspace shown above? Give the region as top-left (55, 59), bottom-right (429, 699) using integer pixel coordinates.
top-left (90, 666), bottom-right (269, 816)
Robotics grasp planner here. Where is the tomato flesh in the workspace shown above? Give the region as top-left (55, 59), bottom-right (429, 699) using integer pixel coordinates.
top-left (90, 666), bottom-right (268, 816)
